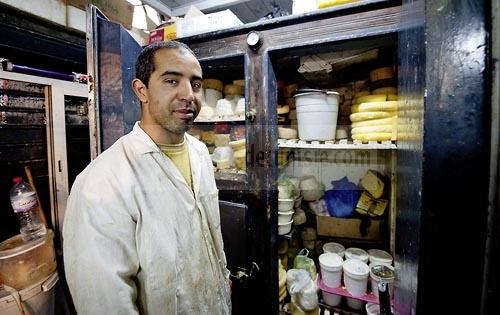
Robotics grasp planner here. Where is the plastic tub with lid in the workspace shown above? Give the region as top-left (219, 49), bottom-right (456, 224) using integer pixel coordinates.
top-left (319, 253), bottom-right (343, 288)
top-left (322, 242), bottom-right (345, 258)
top-left (343, 258), bottom-right (370, 310)
top-left (0, 229), bottom-right (56, 290)
top-left (370, 263), bottom-right (395, 297)
top-left (368, 248), bottom-right (393, 266)
top-left (0, 271), bottom-right (58, 315)
top-left (345, 247), bottom-right (369, 263)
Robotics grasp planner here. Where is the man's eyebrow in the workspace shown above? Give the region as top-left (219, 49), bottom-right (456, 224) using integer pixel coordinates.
top-left (159, 71), bottom-right (203, 81)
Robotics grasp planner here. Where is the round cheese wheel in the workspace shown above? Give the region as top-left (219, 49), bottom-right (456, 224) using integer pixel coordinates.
top-left (350, 111), bottom-right (394, 122)
top-left (351, 116), bottom-right (397, 128)
top-left (223, 84), bottom-right (244, 96)
top-left (203, 79), bottom-right (223, 91)
top-left (352, 132), bottom-right (392, 142)
top-left (351, 101), bottom-right (398, 113)
top-left (370, 67), bottom-right (394, 82)
top-left (351, 124), bottom-right (394, 135)
top-left (372, 87), bottom-right (397, 95)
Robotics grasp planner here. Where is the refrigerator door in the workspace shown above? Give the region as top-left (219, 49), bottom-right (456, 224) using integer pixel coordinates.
top-left (87, 5), bottom-right (141, 155)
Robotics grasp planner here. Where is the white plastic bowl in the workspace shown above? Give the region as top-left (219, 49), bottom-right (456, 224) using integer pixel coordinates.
top-left (278, 220), bottom-right (293, 235)
top-left (278, 210), bottom-right (294, 224)
top-left (278, 198), bottom-right (294, 211)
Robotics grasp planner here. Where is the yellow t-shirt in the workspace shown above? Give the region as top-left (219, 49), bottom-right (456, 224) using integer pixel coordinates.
top-left (158, 138), bottom-right (192, 190)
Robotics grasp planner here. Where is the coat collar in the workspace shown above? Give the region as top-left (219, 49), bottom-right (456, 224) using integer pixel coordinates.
top-left (129, 121), bottom-right (205, 197)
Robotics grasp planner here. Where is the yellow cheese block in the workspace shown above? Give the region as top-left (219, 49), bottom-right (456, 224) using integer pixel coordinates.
top-left (224, 84), bottom-right (244, 96)
top-left (351, 124), bottom-right (393, 135)
top-left (360, 170), bottom-right (385, 198)
top-left (387, 94), bottom-right (398, 101)
top-left (277, 105), bottom-right (290, 114)
top-left (354, 94), bottom-right (387, 104)
top-left (233, 79), bottom-right (245, 87)
top-left (350, 111), bottom-right (394, 122)
top-left (370, 67), bottom-right (394, 82)
top-left (352, 132), bottom-right (392, 142)
top-left (372, 87), bottom-right (397, 95)
top-left (351, 101), bottom-right (398, 113)
top-left (351, 116), bottom-right (397, 128)
top-left (355, 191), bottom-right (389, 217)
top-left (203, 79), bottom-right (223, 91)
top-left (354, 90), bottom-right (370, 99)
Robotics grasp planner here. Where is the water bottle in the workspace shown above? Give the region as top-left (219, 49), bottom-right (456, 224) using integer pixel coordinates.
top-left (9, 176), bottom-right (47, 241)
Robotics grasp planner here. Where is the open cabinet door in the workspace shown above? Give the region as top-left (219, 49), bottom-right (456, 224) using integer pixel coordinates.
top-left (87, 5), bottom-right (142, 157)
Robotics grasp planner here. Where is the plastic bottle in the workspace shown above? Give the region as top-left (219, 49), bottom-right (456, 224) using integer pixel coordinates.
top-left (9, 176), bottom-right (46, 241)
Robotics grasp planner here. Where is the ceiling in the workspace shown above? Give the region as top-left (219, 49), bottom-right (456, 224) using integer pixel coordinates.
top-left (143, 0), bottom-right (293, 24)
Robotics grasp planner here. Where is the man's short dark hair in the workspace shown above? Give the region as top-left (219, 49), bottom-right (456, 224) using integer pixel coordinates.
top-left (135, 41), bottom-right (197, 87)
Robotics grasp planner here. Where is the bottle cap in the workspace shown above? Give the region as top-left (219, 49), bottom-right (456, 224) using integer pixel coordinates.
top-left (13, 177), bottom-right (22, 184)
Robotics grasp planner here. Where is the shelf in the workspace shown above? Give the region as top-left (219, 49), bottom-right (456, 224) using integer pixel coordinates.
top-left (195, 115), bottom-right (245, 123)
top-left (317, 277), bottom-right (393, 306)
top-left (215, 170), bottom-right (247, 182)
top-left (278, 139), bottom-right (396, 150)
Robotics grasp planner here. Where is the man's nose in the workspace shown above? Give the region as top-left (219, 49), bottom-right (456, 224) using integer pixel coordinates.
top-left (177, 80), bottom-right (195, 102)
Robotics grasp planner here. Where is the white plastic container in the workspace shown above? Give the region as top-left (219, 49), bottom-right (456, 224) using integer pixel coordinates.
top-left (294, 90), bottom-right (339, 141)
top-left (322, 242), bottom-right (345, 258)
top-left (322, 290), bottom-right (342, 307)
top-left (319, 253), bottom-right (343, 288)
top-left (369, 263), bottom-right (395, 297)
top-left (366, 302), bottom-right (380, 315)
top-left (368, 249), bottom-right (393, 266)
top-left (278, 220), bottom-right (293, 235)
top-left (0, 272), bottom-right (58, 315)
top-left (278, 198), bottom-right (294, 211)
top-left (278, 210), bottom-right (294, 224)
top-left (296, 104), bottom-right (338, 141)
top-left (343, 258), bottom-right (369, 310)
top-left (345, 247), bottom-right (369, 263)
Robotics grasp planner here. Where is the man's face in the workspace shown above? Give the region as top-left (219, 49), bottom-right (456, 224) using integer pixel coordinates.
top-left (140, 48), bottom-right (203, 136)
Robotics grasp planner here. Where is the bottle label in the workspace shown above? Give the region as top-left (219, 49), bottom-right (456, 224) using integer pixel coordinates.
top-left (11, 192), bottom-right (37, 213)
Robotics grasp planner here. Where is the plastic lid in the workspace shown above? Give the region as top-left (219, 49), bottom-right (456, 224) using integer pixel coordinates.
top-left (345, 247), bottom-right (369, 262)
top-left (323, 242), bottom-right (345, 255)
top-left (370, 264), bottom-right (395, 281)
top-left (13, 176), bottom-right (22, 184)
top-left (0, 229), bottom-right (53, 259)
top-left (342, 258), bottom-right (369, 279)
top-left (368, 249), bottom-right (393, 264)
top-left (319, 252), bottom-right (343, 271)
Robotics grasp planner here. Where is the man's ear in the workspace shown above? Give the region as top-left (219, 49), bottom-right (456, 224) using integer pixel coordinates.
top-left (132, 78), bottom-right (148, 103)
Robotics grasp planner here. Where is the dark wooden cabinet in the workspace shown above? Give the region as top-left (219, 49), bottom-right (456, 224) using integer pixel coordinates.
top-left (90, 1), bottom-right (493, 314)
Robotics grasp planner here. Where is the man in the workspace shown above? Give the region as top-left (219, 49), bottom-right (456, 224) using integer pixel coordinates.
top-left (63, 41), bottom-right (231, 314)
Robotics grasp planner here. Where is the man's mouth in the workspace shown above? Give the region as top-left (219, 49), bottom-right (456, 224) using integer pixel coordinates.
top-left (173, 108), bottom-right (196, 120)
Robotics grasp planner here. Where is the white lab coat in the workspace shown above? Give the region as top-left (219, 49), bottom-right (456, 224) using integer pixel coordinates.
top-left (63, 122), bottom-right (231, 314)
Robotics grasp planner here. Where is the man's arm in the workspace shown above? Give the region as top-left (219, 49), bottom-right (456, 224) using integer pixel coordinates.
top-left (63, 177), bottom-right (140, 315)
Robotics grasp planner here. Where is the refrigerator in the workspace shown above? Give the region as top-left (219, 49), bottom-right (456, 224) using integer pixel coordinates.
top-left (87, 0), bottom-right (493, 314)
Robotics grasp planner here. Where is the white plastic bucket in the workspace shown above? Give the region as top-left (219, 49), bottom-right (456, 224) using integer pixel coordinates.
top-left (345, 247), bottom-right (369, 263)
top-left (369, 263), bottom-right (395, 297)
top-left (366, 302), bottom-right (380, 315)
top-left (0, 272), bottom-right (58, 315)
top-left (296, 104), bottom-right (338, 141)
top-left (321, 290), bottom-right (342, 307)
top-left (368, 249), bottom-right (393, 265)
top-left (343, 258), bottom-right (369, 297)
top-left (319, 253), bottom-right (343, 288)
top-left (322, 242), bottom-right (345, 258)
top-left (346, 298), bottom-right (365, 311)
